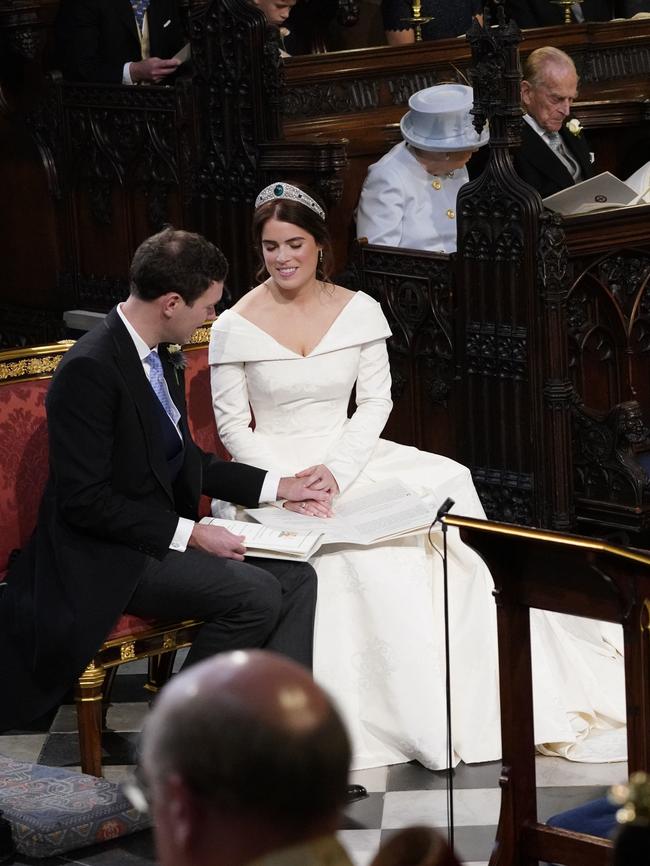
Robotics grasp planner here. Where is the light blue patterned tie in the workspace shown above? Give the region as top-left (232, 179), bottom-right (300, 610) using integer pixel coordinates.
top-left (546, 132), bottom-right (580, 181)
top-left (147, 350), bottom-right (180, 427)
top-left (131, 0), bottom-right (150, 32)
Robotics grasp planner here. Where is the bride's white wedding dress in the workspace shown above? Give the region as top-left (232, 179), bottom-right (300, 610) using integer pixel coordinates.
top-left (209, 290), bottom-right (626, 770)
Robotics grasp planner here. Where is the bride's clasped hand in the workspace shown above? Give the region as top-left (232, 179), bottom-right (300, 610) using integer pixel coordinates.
top-left (283, 464), bottom-right (340, 517)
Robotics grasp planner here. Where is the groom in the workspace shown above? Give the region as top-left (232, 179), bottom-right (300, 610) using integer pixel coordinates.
top-left (0, 228), bottom-right (328, 732)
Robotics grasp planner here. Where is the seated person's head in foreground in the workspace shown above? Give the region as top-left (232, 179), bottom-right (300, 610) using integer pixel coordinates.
top-left (521, 47), bottom-right (579, 134)
top-left (252, 0), bottom-right (297, 27)
top-left (138, 649), bottom-right (351, 866)
top-left (356, 83), bottom-right (489, 252)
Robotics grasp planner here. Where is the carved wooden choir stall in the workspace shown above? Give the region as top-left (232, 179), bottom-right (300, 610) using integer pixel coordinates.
top-left (1, 0), bottom-right (650, 539)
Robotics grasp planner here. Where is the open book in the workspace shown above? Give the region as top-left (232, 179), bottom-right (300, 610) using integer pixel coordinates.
top-left (201, 480), bottom-right (438, 560)
top-left (198, 517), bottom-right (324, 561)
top-left (246, 479), bottom-right (438, 549)
top-left (543, 170), bottom-right (650, 215)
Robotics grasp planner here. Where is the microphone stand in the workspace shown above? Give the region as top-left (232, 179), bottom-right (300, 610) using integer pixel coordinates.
top-left (432, 497), bottom-right (455, 848)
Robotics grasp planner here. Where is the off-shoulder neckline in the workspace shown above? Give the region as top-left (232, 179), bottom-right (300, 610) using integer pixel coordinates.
top-left (224, 290), bottom-right (365, 358)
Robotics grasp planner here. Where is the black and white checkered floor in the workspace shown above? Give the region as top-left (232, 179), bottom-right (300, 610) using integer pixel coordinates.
top-left (1, 657), bottom-right (625, 866)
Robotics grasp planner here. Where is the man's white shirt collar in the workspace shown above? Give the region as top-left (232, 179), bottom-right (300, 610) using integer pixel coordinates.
top-left (524, 113), bottom-right (552, 140)
top-left (117, 303), bottom-right (156, 362)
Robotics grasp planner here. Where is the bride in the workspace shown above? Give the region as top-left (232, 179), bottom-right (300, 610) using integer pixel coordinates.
top-left (208, 181), bottom-right (626, 770)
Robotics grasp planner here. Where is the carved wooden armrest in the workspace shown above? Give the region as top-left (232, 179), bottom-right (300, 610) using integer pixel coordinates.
top-left (571, 395), bottom-right (650, 505)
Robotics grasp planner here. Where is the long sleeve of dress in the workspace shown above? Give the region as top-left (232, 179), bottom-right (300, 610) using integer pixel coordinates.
top-left (323, 338), bottom-right (393, 493)
top-left (210, 360), bottom-right (285, 474)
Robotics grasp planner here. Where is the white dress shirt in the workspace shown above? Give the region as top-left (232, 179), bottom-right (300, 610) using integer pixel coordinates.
top-left (523, 113), bottom-right (582, 181)
top-left (117, 304), bottom-right (278, 552)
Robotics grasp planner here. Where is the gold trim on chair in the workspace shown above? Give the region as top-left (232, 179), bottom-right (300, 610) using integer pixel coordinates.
top-left (0, 341), bottom-right (75, 383)
top-left (185, 324), bottom-right (212, 347)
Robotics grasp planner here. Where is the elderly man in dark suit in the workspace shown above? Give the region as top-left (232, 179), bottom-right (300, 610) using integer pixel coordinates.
top-left (56, 0), bottom-right (185, 83)
top-left (515, 46), bottom-right (594, 197)
top-left (0, 228), bottom-right (326, 732)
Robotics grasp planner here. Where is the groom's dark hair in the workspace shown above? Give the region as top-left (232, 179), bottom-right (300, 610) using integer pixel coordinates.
top-left (130, 227), bottom-right (228, 305)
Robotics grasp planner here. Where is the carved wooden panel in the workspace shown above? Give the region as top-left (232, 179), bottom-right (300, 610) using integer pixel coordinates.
top-left (0, 303), bottom-right (66, 350)
top-left (353, 243), bottom-right (456, 457)
top-left (190, 0), bottom-right (346, 298)
top-left (452, 8), bottom-right (650, 535)
top-left (54, 79), bottom-right (194, 311)
top-left (455, 8), bottom-right (575, 531)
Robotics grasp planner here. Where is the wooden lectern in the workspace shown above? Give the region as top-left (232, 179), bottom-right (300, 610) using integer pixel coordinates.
top-left (444, 515), bottom-right (650, 866)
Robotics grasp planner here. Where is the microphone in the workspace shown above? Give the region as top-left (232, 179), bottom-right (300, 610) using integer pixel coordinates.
top-left (430, 493), bottom-right (457, 846)
top-left (435, 497), bottom-right (455, 524)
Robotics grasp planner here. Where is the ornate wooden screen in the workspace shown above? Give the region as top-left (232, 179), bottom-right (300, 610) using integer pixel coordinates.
top-left (352, 242), bottom-right (456, 457)
top-left (455, 4), bottom-right (650, 535)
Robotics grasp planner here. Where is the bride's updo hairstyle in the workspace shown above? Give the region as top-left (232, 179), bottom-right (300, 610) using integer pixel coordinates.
top-left (252, 182), bottom-right (334, 283)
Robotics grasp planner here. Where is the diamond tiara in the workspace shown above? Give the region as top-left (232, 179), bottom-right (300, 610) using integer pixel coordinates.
top-left (254, 182), bottom-right (326, 220)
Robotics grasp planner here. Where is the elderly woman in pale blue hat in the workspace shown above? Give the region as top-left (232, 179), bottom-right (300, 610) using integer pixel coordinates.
top-left (356, 83), bottom-right (488, 252)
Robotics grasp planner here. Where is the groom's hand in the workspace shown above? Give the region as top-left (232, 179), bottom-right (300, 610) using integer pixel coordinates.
top-left (188, 523), bottom-right (246, 560)
top-left (278, 476), bottom-right (333, 517)
top-left (295, 464), bottom-right (340, 496)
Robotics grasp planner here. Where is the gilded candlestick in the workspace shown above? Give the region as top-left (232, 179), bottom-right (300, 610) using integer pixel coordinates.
top-left (401, 0), bottom-right (433, 42)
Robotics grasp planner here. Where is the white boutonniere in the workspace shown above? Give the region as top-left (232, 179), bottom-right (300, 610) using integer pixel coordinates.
top-left (166, 343), bottom-right (188, 384)
top-left (566, 118), bottom-right (583, 137)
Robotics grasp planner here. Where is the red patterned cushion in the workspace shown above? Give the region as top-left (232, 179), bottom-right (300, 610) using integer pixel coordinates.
top-left (185, 345), bottom-right (230, 460)
top-left (106, 614), bottom-right (158, 640)
top-left (0, 379), bottom-right (50, 577)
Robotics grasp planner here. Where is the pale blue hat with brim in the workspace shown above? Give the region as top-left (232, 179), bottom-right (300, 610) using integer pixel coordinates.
top-left (400, 83), bottom-right (489, 152)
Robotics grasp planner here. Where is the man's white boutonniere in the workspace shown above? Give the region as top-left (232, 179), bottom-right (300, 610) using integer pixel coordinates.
top-left (167, 343), bottom-right (188, 384)
top-left (566, 118), bottom-right (583, 137)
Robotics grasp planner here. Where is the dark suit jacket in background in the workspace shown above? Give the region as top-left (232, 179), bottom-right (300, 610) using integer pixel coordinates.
top-left (0, 308), bottom-right (266, 730)
top-left (513, 121), bottom-right (594, 198)
top-left (56, 0), bottom-right (185, 83)
top-left (467, 118), bottom-right (593, 198)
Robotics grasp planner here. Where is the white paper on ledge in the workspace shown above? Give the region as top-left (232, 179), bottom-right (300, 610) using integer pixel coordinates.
top-left (542, 171), bottom-right (646, 215)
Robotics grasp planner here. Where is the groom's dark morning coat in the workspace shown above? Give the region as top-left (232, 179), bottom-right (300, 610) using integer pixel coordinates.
top-left (0, 308), bottom-right (266, 730)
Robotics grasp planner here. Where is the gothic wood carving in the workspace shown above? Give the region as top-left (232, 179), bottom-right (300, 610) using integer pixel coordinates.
top-left (0, 302), bottom-right (67, 350)
top-left (190, 0), bottom-right (346, 297)
top-left (353, 243), bottom-right (456, 457)
top-left (456, 3), bottom-right (563, 528)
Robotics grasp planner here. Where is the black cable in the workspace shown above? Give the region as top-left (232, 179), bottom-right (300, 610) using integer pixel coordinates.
top-left (427, 497), bottom-right (455, 849)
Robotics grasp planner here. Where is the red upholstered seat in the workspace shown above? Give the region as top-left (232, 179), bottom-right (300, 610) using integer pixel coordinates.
top-left (106, 614), bottom-right (158, 640)
top-left (0, 330), bottom-right (222, 776)
top-left (183, 340), bottom-right (231, 517)
top-left (0, 376), bottom-right (50, 582)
